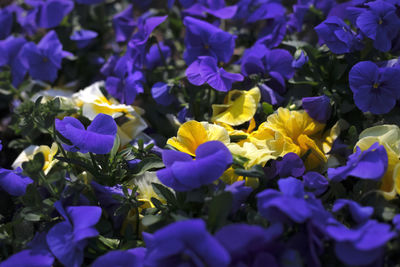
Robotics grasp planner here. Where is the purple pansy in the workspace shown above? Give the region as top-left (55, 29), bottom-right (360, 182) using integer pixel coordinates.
top-left (183, 0), bottom-right (238, 19)
top-left (92, 248), bottom-right (146, 267)
top-left (292, 51), bottom-right (308, 69)
top-left (314, 16), bottom-right (362, 54)
top-left (235, 0), bottom-right (286, 24)
top-left (265, 152), bottom-right (305, 179)
top-left (302, 95), bottom-right (331, 123)
top-left (145, 42), bottom-right (171, 69)
top-left (25, 0), bottom-right (74, 29)
top-left (112, 5), bottom-right (136, 42)
top-left (0, 4), bottom-right (15, 40)
top-left (0, 36), bottom-right (28, 86)
top-left (143, 219), bottom-right (230, 267)
top-left (349, 61), bottom-right (400, 114)
top-left (21, 30), bottom-right (72, 83)
top-left (0, 167), bottom-right (33, 196)
top-left (327, 219), bottom-right (396, 266)
top-left (46, 201), bottom-right (102, 267)
top-left (183, 16), bottom-right (236, 64)
top-left (157, 141), bottom-right (233, 191)
top-left (356, 0), bottom-right (400, 52)
top-left (303, 171), bottom-right (328, 196)
top-left (186, 56), bottom-right (243, 92)
top-left (215, 223), bottom-right (283, 266)
top-left (224, 181), bottom-right (252, 213)
top-left (55, 113), bottom-right (117, 154)
top-left (257, 177), bottom-right (312, 223)
top-left (75, 0), bottom-right (104, 4)
top-left (328, 143), bottom-right (388, 182)
top-left (332, 199), bottom-right (373, 224)
top-left (151, 82), bottom-right (176, 106)
top-left (70, 29), bottom-right (98, 49)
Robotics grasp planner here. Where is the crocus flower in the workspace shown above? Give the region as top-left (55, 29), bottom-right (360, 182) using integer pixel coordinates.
top-left (157, 141), bottom-right (233, 191)
top-left (0, 168), bottom-right (33, 196)
top-left (332, 199), bottom-right (373, 224)
top-left (257, 177), bottom-right (312, 223)
top-left (25, 0), bottom-right (74, 29)
top-left (0, 36), bottom-right (28, 86)
top-left (151, 82), bottom-right (176, 106)
top-left (314, 16), bottom-right (362, 54)
top-left (21, 30), bottom-right (72, 83)
top-left (356, 0), bottom-right (400, 52)
top-left (215, 223), bottom-right (284, 266)
top-left (112, 5), bottom-right (136, 42)
top-left (349, 61), bottom-right (400, 114)
top-left (92, 248), bottom-right (146, 267)
top-left (186, 56), bottom-right (244, 92)
top-left (211, 87), bottom-right (261, 126)
top-left (167, 120), bottom-right (230, 156)
top-left (183, 16), bottom-right (236, 64)
top-left (302, 95), bottom-right (331, 123)
top-left (145, 42), bottom-right (171, 69)
top-left (326, 219), bottom-right (396, 266)
top-left (143, 219), bottom-right (230, 267)
top-left (328, 142), bottom-right (388, 182)
top-left (46, 201), bottom-right (102, 267)
top-left (55, 113), bottom-right (117, 154)
top-left (1, 233), bottom-right (54, 267)
top-left (70, 29), bottom-right (98, 48)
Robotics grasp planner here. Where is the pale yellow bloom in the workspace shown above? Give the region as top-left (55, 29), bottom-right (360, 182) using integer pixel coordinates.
top-left (12, 143), bottom-right (58, 174)
top-left (211, 87), bottom-right (261, 126)
top-left (167, 120), bottom-right (230, 156)
top-left (355, 125), bottom-right (400, 199)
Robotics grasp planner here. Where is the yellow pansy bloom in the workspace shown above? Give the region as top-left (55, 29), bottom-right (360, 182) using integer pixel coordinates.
top-left (256, 108), bottom-right (331, 170)
top-left (211, 87), bottom-right (261, 126)
top-left (355, 125), bottom-right (400, 199)
top-left (12, 143), bottom-right (58, 174)
top-left (167, 120), bottom-right (230, 156)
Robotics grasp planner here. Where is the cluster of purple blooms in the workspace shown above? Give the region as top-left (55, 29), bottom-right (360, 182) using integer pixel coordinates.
top-left (2, 0), bottom-right (400, 266)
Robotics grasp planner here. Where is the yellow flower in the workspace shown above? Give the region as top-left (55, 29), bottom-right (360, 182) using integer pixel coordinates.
top-left (355, 125), bottom-right (400, 199)
top-left (256, 108), bottom-right (331, 170)
top-left (211, 87), bottom-right (261, 126)
top-left (167, 120), bottom-right (230, 156)
top-left (131, 171), bottom-right (167, 209)
top-left (12, 143), bottom-right (58, 174)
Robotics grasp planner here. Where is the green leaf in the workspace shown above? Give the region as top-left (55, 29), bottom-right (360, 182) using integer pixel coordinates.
top-left (207, 192), bottom-right (233, 232)
top-left (262, 102), bottom-right (274, 116)
top-left (234, 165), bottom-right (265, 178)
top-left (22, 152), bottom-right (44, 174)
top-left (152, 183), bottom-right (178, 207)
top-left (150, 197), bottom-right (164, 210)
top-left (131, 156), bottom-right (164, 176)
top-left (24, 213), bottom-right (42, 222)
top-left (229, 135), bottom-right (248, 142)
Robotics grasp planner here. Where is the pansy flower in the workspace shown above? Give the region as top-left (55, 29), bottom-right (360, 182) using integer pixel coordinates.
top-left (75, 0), bottom-right (104, 4)
top-left (145, 42), bottom-right (171, 70)
top-left (21, 30), bottom-right (72, 83)
top-left (0, 36), bottom-right (28, 86)
top-left (143, 219), bottom-right (230, 267)
top-left (92, 248), bottom-right (146, 267)
top-left (157, 141), bottom-right (232, 191)
top-left (182, 0), bottom-right (238, 19)
top-left (25, 0), bottom-right (74, 29)
top-left (211, 87), bottom-right (261, 126)
top-left (12, 143), bottom-right (58, 175)
top-left (332, 199), bottom-right (373, 224)
top-left (55, 113), bottom-right (117, 154)
top-left (112, 5), bottom-right (136, 42)
top-left (0, 167), bottom-right (33, 196)
top-left (349, 61), bottom-right (400, 114)
top-left (70, 29), bottom-right (98, 48)
top-left (302, 95), bottom-right (332, 123)
top-left (46, 201), bottom-right (102, 267)
top-left (151, 82), bottom-right (176, 106)
top-left (186, 56), bottom-right (244, 92)
top-left (183, 16), bottom-right (236, 64)
top-left (0, 4), bottom-right (15, 40)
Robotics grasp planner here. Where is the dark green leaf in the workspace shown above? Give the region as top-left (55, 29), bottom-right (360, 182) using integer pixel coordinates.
top-left (207, 192), bottom-right (233, 232)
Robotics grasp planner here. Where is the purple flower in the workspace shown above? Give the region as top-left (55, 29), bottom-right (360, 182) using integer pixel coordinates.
top-left (292, 51), bottom-right (308, 69)
top-left (257, 177), bottom-right (312, 223)
top-left (393, 214), bottom-right (400, 231)
top-left (303, 171), bottom-right (328, 196)
top-left (75, 0), bottom-right (104, 4)
top-left (224, 181), bottom-right (252, 212)
top-left (183, 16), bottom-right (236, 64)
top-left (186, 56), bottom-right (243, 92)
top-left (112, 5), bottom-right (136, 42)
top-left (258, 83), bottom-right (284, 105)
top-left (55, 113), bottom-right (117, 154)
top-left (349, 61), bottom-right (400, 114)
top-left (183, 1), bottom-right (238, 19)
top-left (0, 36), bottom-right (28, 86)
top-left (143, 219), bottom-right (230, 267)
top-left (151, 82), bottom-right (176, 106)
top-left (177, 107), bottom-right (192, 123)
top-left (328, 143), bottom-right (388, 182)
top-left (265, 152), bottom-right (305, 179)
top-left (26, 0), bottom-right (74, 29)
top-left (332, 199), bottom-right (373, 224)
top-left (126, 15), bottom-right (167, 68)
top-left (356, 0), bottom-right (400, 52)
top-left (46, 201), bottom-right (102, 267)
top-left (70, 29), bottom-right (98, 48)
top-left (0, 5), bottom-right (14, 40)
top-left (241, 44), bottom-right (294, 94)
top-left (157, 141), bottom-right (233, 191)
top-left (302, 95), bottom-right (331, 123)
top-left (327, 220), bottom-right (396, 266)
top-left (145, 42), bottom-right (171, 69)
top-left (256, 16), bottom-right (287, 48)
top-left (92, 248), bottom-right (146, 267)
top-left (0, 167), bottom-right (33, 196)
top-left (314, 16), bottom-right (362, 54)
top-left (235, 0), bottom-right (285, 24)
top-left (1, 233), bottom-right (54, 267)
top-left (215, 223), bottom-right (283, 266)
top-left (21, 30), bottom-right (71, 83)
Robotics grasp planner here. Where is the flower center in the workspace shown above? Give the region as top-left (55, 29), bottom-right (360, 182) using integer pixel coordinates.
top-left (373, 83), bottom-right (379, 89)
top-left (42, 57), bottom-right (48, 62)
top-left (378, 19), bottom-right (383, 25)
top-left (204, 44), bottom-right (209, 50)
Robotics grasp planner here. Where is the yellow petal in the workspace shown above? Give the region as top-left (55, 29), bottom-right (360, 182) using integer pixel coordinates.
top-left (201, 122), bottom-right (230, 144)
